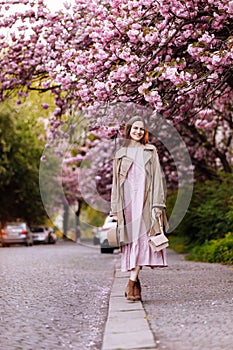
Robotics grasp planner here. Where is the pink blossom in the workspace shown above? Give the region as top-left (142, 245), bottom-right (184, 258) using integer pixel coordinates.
top-left (0, 0), bottom-right (232, 180)
top-left (212, 55), bottom-right (224, 69)
top-left (42, 103), bottom-right (49, 109)
top-left (228, 1), bottom-right (233, 13)
top-left (138, 82), bottom-right (152, 94)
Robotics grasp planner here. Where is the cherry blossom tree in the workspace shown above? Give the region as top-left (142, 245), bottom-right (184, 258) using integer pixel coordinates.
top-left (60, 162), bottom-right (80, 238)
top-left (0, 0), bottom-right (232, 178)
top-left (39, 113), bottom-right (115, 235)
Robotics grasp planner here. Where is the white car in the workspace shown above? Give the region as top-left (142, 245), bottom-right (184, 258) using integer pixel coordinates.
top-left (99, 216), bottom-right (118, 254)
top-left (31, 226), bottom-right (56, 244)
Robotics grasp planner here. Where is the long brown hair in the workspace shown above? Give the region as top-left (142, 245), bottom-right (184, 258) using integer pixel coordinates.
top-left (124, 116), bottom-right (149, 145)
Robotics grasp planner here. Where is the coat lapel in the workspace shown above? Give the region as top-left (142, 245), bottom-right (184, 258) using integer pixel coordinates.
top-left (143, 144), bottom-right (154, 164)
top-left (115, 145), bottom-right (153, 188)
top-left (115, 147), bottom-right (133, 186)
top-left (115, 145), bottom-right (154, 165)
top-left (144, 150), bottom-right (152, 165)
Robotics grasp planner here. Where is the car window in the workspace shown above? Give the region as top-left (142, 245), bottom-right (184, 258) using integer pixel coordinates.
top-left (6, 223), bottom-right (26, 229)
top-left (31, 227), bottom-right (44, 233)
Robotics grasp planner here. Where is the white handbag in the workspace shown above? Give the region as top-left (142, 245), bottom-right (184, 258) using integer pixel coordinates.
top-left (107, 225), bottom-right (119, 247)
top-left (148, 216), bottom-right (169, 252)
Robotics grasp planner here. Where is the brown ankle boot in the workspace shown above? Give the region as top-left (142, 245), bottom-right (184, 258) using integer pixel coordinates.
top-left (125, 279), bottom-right (136, 301)
top-left (134, 278), bottom-right (142, 301)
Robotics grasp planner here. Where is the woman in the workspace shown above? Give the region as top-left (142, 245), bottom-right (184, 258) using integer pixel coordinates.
top-left (110, 116), bottom-right (168, 301)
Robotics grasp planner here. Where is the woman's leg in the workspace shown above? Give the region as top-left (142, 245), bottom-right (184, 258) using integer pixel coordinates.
top-left (132, 266), bottom-right (142, 301)
top-left (125, 266), bottom-right (141, 301)
top-left (130, 266), bottom-right (141, 281)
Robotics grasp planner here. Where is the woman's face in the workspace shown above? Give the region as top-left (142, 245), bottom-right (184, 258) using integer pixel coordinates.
top-left (129, 120), bottom-right (145, 142)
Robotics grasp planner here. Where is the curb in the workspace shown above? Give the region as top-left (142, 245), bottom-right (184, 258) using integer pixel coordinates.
top-left (77, 241), bottom-right (100, 249)
top-left (102, 265), bottom-right (157, 350)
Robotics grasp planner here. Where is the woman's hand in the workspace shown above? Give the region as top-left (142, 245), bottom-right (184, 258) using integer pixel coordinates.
top-left (112, 215), bottom-right (118, 222)
top-left (152, 207), bottom-right (162, 221)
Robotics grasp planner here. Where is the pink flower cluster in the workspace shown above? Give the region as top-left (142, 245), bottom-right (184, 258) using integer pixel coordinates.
top-left (0, 0), bottom-right (232, 178)
top-left (0, 0), bottom-right (232, 116)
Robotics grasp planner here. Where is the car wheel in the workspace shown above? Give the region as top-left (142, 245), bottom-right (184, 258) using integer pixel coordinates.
top-left (100, 246), bottom-right (114, 254)
top-left (49, 236), bottom-right (55, 244)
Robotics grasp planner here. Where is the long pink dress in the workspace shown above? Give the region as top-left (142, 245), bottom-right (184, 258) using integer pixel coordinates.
top-left (121, 144), bottom-right (167, 272)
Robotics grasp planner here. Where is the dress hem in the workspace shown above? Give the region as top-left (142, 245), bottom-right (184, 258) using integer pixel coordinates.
top-left (121, 264), bottom-right (168, 273)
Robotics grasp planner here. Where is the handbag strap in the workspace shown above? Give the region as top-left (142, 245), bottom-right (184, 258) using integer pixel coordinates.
top-left (158, 216), bottom-right (164, 234)
top-left (149, 215), bottom-right (164, 236)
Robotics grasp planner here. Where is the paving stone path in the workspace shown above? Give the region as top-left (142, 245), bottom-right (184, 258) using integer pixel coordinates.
top-left (141, 249), bottom-right (233, 350)
top-left (0, 241), bottom-right (116, 350)
top-left (1, 242), bottom-right (232, 350)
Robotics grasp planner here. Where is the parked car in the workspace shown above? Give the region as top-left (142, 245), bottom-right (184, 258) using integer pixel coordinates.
top-left (99, 216), bottom-right (118, 254)
top-left (0, 222), bottom-right (33, 247)
top-left (30, 226), bottom-right (57, 244)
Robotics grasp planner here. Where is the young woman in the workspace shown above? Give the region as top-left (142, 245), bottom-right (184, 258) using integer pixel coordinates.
top-left (110, 116), bottom-right (168, 301)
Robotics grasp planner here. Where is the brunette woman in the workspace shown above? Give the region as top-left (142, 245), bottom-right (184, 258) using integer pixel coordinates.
top-left (110, 116), bottom-right (168, 301)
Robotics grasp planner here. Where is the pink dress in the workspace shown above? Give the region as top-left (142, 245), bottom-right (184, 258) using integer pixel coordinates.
top-left (121, 145), bottom-right (167, 272)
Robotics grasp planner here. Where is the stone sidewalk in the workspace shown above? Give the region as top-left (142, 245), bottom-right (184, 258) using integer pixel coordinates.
top-left (0, 242), bottom-right (116, 350)
top-left (102, 266), bottom-right (156, 350)
top-left (102, 249), bottom-right (233, 350)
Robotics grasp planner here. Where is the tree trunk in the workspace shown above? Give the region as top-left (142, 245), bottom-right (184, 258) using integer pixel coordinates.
top-left (75, 199), bottom-right (82, 242)
top-left (63, 202), bottom-right (69, 239)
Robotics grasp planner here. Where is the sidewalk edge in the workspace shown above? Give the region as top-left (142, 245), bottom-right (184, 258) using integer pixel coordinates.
top-left (101, 263), bottom-right (157, 350)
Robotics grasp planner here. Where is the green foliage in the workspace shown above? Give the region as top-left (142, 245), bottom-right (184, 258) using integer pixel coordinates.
top-left (186, 233), bottom-right (233, 264)
top-left (167, 172), bottom-right (233, 245)
top-left (84, 206), bottom-right (106, 227)
top-left (166, 172), bottom-right (233, 264)
top-left (167, 235), bottom-right (192, 254)
top-left (0, 101), bottom-right (48, 225)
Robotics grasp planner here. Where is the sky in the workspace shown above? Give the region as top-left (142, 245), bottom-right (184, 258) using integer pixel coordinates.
top-left (2, 0), bottom-right (75, 14)
top-left (45, 0), bottom-right (75, 11)
top-left (1, 0), bottom-right (75, 38)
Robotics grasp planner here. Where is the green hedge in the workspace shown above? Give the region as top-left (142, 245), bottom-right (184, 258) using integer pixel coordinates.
top-left (166, 172), bottom-right (233, 264)
top-left (186, 233), bottom-right (233, 264)
top-left (166, 172), bottom-right (233, 245)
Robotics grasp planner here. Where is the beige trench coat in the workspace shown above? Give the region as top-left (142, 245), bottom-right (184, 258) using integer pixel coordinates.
top-left (110, 143), bottom-right (168, 245)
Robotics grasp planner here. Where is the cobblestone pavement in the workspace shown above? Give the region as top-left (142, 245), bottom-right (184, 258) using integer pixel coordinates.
top-left (141, 249), bottom-right (233, 350)
top-left (0, 241), bottom-right (117, 350)
top-left (1, 242), bottom-right (232, 350)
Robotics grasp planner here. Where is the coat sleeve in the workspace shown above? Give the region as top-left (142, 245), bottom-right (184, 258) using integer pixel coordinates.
top-left (110, 157), bottom-right (118, 216)
top-left (152, 148), bottom-right (166, 209)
